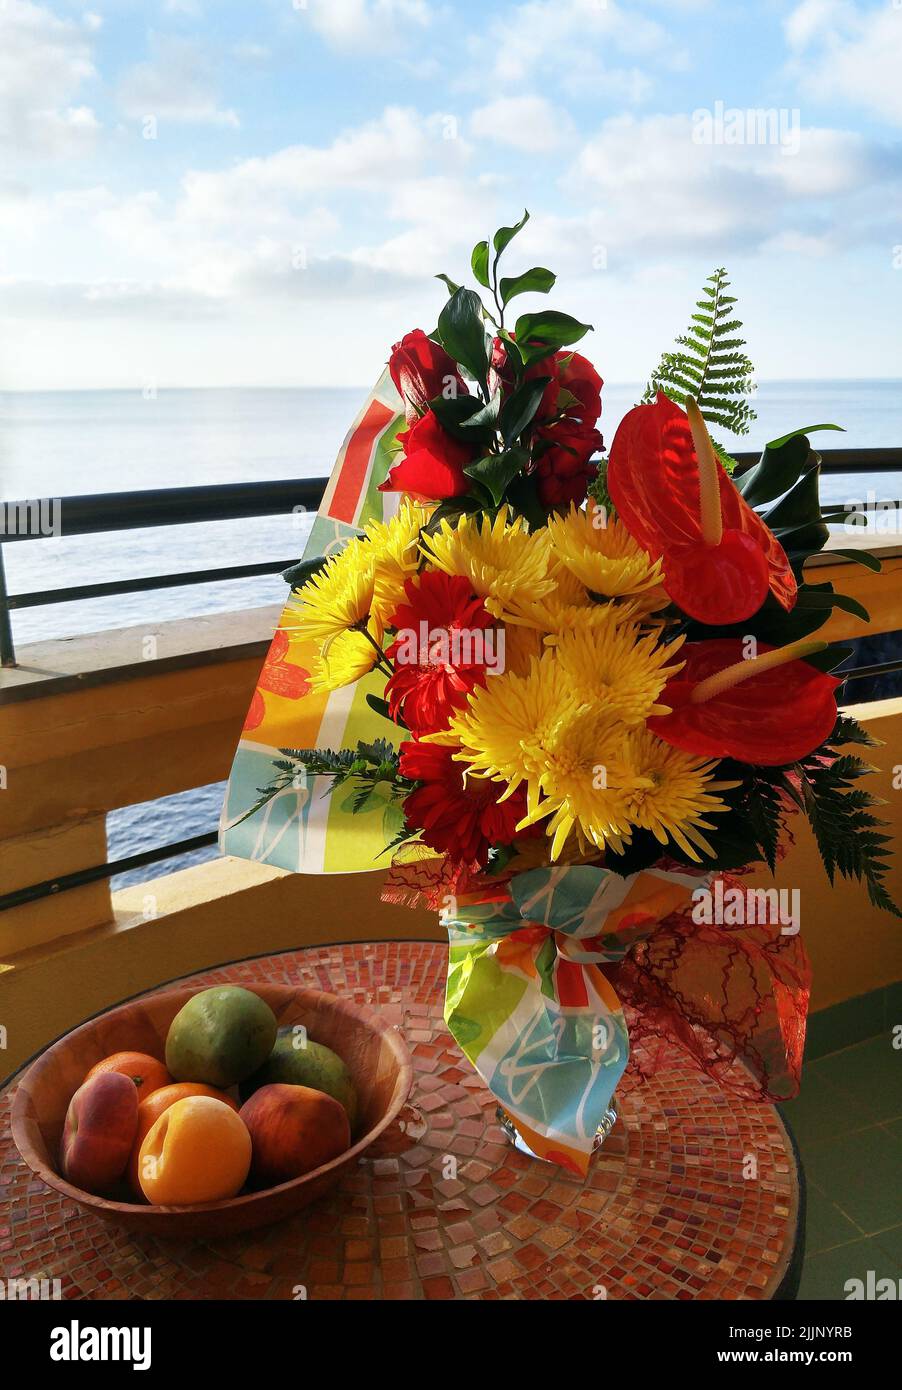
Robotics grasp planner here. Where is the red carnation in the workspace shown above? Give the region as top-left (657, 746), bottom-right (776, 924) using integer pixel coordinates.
top-left (385, 572), bottom-right (497, 734)
top-left (378, 408), bottom-right (477, 501)
top-left (399, 742), bottom-right (532, 867)
top-left (389, 329), bottom-right (466, 424)
top-left (535, 420), bottom-right (602, 509)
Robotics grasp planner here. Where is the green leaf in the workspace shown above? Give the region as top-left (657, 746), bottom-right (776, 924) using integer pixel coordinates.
top-left (803, 643), bottom-right (854, 674)
top-left (492, 209), bottom-right (529, 259)
top-left (282, 554), bottom-right (328, 590)
top-left (437, 287), bottom-right (489, 388)
top-left (464, 447), bottom-right (528, 506)
top-left (498, 375), bottom-right (551, 446)
top-left (644, 267), bottom-right (757, 437)
top-left (504, 471), bottom-right (549, 530)
top-left (435, 273), bottom-right (460, 297)
top-left (366, 694), bottom-right (398, 725)
top-left (470, 240), bottom-right (491, 289)
top-left (419, 495), bottom-right (482, 538)
top-left (513, 310), bottom-right (592, 366)
top-left (826, 548), bottom-right (882, 573)
top-left (766, 423), bottom-right (845, 450)
top-left (429, 391), bottom-right (498, 446)
top-left (499, 266), bottom-right (556, 304)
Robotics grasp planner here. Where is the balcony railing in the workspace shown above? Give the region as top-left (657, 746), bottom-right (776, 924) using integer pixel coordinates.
top-left (1, 453), bottom-right (900, 917)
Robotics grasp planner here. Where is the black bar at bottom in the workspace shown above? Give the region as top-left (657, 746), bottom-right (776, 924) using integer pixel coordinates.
top-left (0, 831), bottom-right (219, 914)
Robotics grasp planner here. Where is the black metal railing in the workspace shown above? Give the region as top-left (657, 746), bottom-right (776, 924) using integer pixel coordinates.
top-left (0, 455), bottom-right (900, 914)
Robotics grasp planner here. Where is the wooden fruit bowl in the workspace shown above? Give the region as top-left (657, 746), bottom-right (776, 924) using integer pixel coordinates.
top-left (10, 984), bottom-right (413, 1238)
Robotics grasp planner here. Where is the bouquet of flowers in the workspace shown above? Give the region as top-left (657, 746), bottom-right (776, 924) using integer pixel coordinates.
top-left (222, 213), bottom-right (897, 1173)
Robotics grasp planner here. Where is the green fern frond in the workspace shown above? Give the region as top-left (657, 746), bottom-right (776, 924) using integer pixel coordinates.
top-left (643, 267), bottom-right (757, 443)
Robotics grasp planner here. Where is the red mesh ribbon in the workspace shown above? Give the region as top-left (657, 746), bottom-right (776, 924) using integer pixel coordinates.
top-left (608, 874), bottom-right (810, 1102)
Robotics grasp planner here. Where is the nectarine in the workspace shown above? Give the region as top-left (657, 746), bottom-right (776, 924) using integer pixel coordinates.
top-left (240, 1083), bottom-right (350, 1188)
top-left (61, 1071), bottom-right (139, 1194)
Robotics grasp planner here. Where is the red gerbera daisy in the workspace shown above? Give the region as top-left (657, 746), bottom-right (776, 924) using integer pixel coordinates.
top-left (386, 572), bottom-right (499, 734)
top-left (399, 742), bottom-right (532, 867)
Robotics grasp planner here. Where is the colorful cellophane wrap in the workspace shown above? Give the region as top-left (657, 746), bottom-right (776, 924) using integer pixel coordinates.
top-left (221, 374), bottom-right (811, 1174)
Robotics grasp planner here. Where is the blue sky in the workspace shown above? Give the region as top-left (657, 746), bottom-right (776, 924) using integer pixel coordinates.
top-left (1, 0), bottom-right (900, 389)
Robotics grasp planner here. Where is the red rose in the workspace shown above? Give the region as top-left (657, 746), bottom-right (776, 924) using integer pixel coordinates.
top-left (535, 421), bottom-right (602, 509)
top-left (399, 742), bottom-right (534, 868)
top-left (378, 408), bottom-right (477, 500)
top-left (389, 329), bottom-right (466, 423)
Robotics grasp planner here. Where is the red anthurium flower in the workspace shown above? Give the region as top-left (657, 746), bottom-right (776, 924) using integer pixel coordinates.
top-left (648, 638), bottom-right (839, 765)
top-left (389, 329), bottom-right (466, 423)
top-left (378, 408), bottom-right (477, 500)
top-left (385, 572), bottom-right (497, 733)
top-left (607, 393), bottom-right (796, 625)
top-left (399, 741), bottom-right (533, 867)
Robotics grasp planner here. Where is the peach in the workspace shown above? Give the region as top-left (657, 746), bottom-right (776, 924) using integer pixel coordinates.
top-left (60, 1071), bottom-right (139, 1194)
top-left (240, 1083), bottom-right (350, 1188)
top-left (126, 1083), bottom-right (239, 1198)
top-left (138, 1096), bottom-right (251, 1205)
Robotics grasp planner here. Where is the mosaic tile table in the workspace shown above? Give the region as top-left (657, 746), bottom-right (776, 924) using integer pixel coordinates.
top-left (0, 941), bottom-right (803, 1300)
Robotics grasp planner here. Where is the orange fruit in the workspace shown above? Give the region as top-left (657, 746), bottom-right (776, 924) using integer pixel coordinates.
top-left (86, 1051), bottom-right (172, 1103)
top-left (138, 1096), bottom-right (251, 1205)
top-left (126, 1083), bottom-right (238, 1197)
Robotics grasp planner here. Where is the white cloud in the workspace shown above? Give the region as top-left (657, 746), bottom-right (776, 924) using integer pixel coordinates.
top-left (304, 0), bottom-right (433, 52)
top-left (0, 0), bottom-right (100, 157)
top-left (178, 106), bottom-right (469, 228)
top-left (475, 0), bottom-right (684, 96)
top-left (470, 96), bottom-right (575, 153)
top-left (117, 36), bottom-right (239, 127)
top-left (785, 0), bottom-right (902, 125)
top-left (566, 113), bottom-right (898, 262)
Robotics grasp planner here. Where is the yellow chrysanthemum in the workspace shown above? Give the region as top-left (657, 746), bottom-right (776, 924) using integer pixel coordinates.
top-left (311, 627), bottom-right (383, 692)
top-left (615, 727), bottom-right (734, 862)
top-left (287, 536), bottom-right (377, 645)
top-left (547, 504), bottom-right (665, 601)
top-left (421, 508), bottom-right (555, 614)
top-left (364, 500), bottom-right (431, 624)
top-left (515, 707), bottom-right (636, 861)
top-left (554, 620), bottom-right (684, 724)
top-left (434, 651), bottom-right (584, 815)
top-left (502, 623), bottom-right (545, 677)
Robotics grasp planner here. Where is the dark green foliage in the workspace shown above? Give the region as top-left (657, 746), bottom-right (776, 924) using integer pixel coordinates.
top-left (232, 739), bottom-right (411, 828)
top-left (618, 715), bottom-right (899, 916)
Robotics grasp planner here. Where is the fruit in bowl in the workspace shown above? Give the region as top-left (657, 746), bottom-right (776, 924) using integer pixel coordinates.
top-left (138, 1095), bottom-right (252, 1204)
top-left (240, 1028), bottom-right (359, 1129)
top-left (240, 1083), bottom-right (350, 1187)
top-left (165, 985), bottom-right (277, 1088)
top-left (60, 1072), bottom-right (139, 1194)
top-left (85, 1050), bottom-right (172, 1102)
top-left (127, 1082), bottom-right (239, 1196)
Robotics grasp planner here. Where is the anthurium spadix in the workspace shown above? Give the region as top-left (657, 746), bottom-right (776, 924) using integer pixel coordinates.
top-left (607, 393), bottom-right (797, 625)
top-left (648, 637), bottom-right (839, 765)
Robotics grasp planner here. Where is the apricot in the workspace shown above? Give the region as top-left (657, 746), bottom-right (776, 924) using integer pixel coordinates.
top-left (138, 1096), bottom-right (251, 1205)
top-left (61, 1072), bottom-right (139, 1194)
top-left (86, 1051), bottom-right (172, 1103)
top-left (240, 1083), bottom-right (350, 1188)
top-left (126, 1083), bottom-right (239, 1197)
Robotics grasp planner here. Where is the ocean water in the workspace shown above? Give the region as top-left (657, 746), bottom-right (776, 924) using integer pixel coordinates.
top-left (1, 381), bottom-right (900, 886)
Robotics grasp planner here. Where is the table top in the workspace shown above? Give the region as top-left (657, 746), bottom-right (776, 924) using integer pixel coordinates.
top-left (0, 940), bottom-right (801, 1300)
